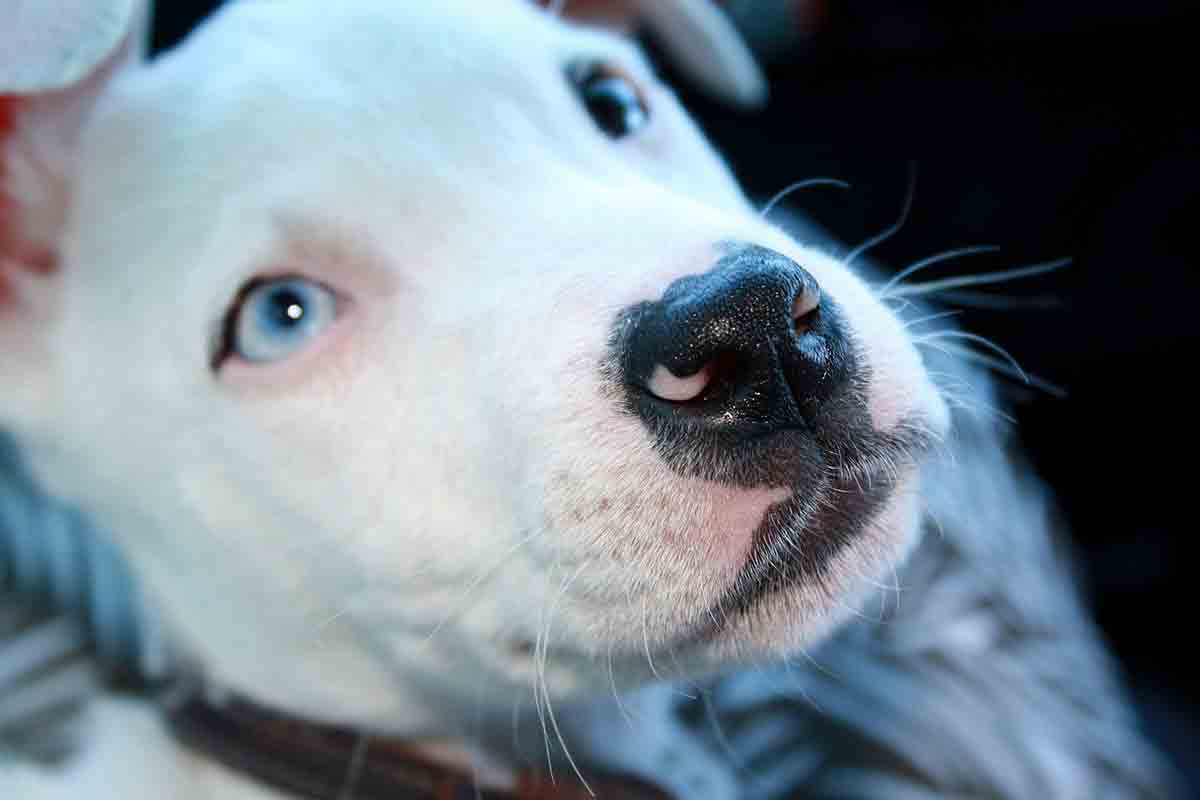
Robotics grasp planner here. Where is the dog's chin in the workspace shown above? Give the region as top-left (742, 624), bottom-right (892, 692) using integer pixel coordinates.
top-left (691, 468), bottom-right (923, 660)
top-left (646, 459), bottom-right (921, 658)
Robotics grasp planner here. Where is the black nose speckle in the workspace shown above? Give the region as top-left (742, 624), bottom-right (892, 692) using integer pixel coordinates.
top-left (614, 243), bottom-right (856, 454)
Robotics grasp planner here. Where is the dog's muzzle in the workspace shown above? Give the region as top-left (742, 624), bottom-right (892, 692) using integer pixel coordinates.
top-left (608, 242), bottom-right (925, 616)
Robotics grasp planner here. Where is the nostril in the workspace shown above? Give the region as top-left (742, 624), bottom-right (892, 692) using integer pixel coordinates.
top-left (618, 243), bottom-right (853, 435)
top-left (791, 285), bottom-right (821, 336)
top-left (647, 362), bottom-right (713, 403)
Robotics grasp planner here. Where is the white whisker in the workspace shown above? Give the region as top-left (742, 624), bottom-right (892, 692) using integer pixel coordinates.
top-left (534, 626), bottom-right (552, 784)
top-left (703, 689), bottom-right (750, 776)
top-left (914, 330), bottom-right (1030, 385)
top-left (925, 363), bottom-right (1019, 423)
top-left (935, 290), bottom-right (1063, 310)
top-left (760, 177), bottom-right (851, 219)
top-left (878, 245), bottom-right (1001, 298)
top-left (666, 647), bottom-right (699, 699)
top-left (641, 596), bottom-right (663, 681)
top-left (540, 562), bottom-right (595, 797)
top-left (843, 161), bottom-right (917, 269)
top-left (902, 309), bottom-right (963, 330)
top-left (607, 638), bottom-right (638, 730)
top-left (891, 257), bottom-right (1071, 298)
top-left (778, 653), bottom-right (826, 713)
top-left (423, 527), bottom-right (543, 644)
top-left (787, 644), bottom-right (840, 690)
top-left (935, 342), bottom-right (1068, 398)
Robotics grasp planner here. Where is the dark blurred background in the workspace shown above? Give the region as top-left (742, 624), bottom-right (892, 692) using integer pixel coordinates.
top-left (153, 1), bottom-right (1199, 791)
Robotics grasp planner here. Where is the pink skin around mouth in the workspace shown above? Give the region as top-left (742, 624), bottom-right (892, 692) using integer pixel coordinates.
top-left (642, 366), bottom-right (794, 566)
top-left (673, 481), bottom-right (794, 567)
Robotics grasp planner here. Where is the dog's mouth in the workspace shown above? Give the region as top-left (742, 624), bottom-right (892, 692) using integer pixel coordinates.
top-left (712, 437), bottom-right (918, 622)
top-left (657, 418), bottom-right (932, 650)
top-left (508, 431), bottom-right (923, 680)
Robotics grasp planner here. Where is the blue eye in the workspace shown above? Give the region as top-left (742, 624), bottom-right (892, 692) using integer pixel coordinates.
top-left (228, 278), bottom-right (338, 364)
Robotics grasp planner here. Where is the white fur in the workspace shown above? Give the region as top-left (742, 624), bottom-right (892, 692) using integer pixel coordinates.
top-left (1, 2), bottom-right (951, 797)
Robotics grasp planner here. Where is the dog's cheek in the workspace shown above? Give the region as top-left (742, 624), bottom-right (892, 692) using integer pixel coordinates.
top-left (526, 403), bottom-right (793, 648)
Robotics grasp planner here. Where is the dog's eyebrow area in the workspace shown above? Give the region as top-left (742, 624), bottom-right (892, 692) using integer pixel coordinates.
top-left (251, 220), bottom-right (400, 300)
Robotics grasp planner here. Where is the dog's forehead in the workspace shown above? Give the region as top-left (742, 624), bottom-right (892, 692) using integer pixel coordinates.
top-left (94, 0), bottom-right (619, 175)
top-left (105, 0), bottom-right (635, 158)
top-left (63, 0), bottom-right (647, 309)
top-left (190, 0), bottom-right (585, 71)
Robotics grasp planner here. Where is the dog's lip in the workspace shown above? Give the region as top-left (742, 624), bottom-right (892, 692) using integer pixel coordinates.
top-left (666, 438), bottom-right (924, 650)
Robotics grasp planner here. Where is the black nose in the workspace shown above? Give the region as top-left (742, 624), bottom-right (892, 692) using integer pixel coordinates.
top-left (616, 243), bottom-right (853, 438)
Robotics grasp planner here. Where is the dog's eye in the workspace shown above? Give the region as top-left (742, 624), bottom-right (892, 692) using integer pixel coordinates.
top-left (220, 277), bottom-right (338, 366)
top-left (569, 61), bottom-right (650, 138)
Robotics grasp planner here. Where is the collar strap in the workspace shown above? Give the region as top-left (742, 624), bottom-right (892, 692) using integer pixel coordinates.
top-left (162, 684), bottom-right (671, 800)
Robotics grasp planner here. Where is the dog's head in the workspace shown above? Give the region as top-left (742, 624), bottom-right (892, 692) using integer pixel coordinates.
top-left (1, 0), bottom-right (948, 724)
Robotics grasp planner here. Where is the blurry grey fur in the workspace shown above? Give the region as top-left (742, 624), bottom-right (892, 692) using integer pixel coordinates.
top-left (685, 336), bottom-right (1181, 798)
top-left (0, 256), bottom-right (1183, 797)
top-left (661, 219), bottom-right (1183, 798)
top-left (0, 436), bottom-right (167, 764)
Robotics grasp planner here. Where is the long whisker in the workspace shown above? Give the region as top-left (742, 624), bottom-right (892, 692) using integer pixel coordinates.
top-left (843, 161), bottom-right (917, 269)
top-left (540, 562), bottom-right (595, 797)
top-left (914, 330), bottom-right (1030, 385)
top-left (760, 177), bottom-right (852, 219)
top-left (877, 245), bottom-right (1001, 297)
top-left (703, 689), bottom-right (750, 777)
top-left (666, 647), bottom-right (699, 699)
top-left (423, 527), bottom-right (544, 644)
top-left (934, 290), bottom-right (1063, 310)
top-left (931, 341), bottom-right (1068, 398)
top-left (641, 596), bottom-right (663, 681)
top-left (607, 638), bottom-right (638, 730)
top-left (901, 309), bottom-right (963, 330)
top-left (931, 377), bottom-right (1019, 424)
top-left (787, 644), bottom-right (840, 689)
top-left (890, 257), bottom-right (1071, 298)
top-left (534, 628), bottom-right (552, 783)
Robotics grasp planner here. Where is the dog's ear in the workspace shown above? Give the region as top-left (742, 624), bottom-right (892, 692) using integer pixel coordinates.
top-left (0, 0), bottom-right (149, 426)
top-left (547, 0), bottom-right (768, 108)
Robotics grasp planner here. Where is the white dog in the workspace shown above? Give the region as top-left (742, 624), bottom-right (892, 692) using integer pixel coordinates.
top-left (0, 1), bottom-right (1178, 797)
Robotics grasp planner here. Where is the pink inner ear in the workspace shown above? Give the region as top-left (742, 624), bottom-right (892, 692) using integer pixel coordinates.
top-left (0, 96), bottom-right (57, 310)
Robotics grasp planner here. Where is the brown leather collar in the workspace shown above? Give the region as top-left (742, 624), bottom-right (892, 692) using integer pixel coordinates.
top-left (162, 683), bottom-right (672, 800)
